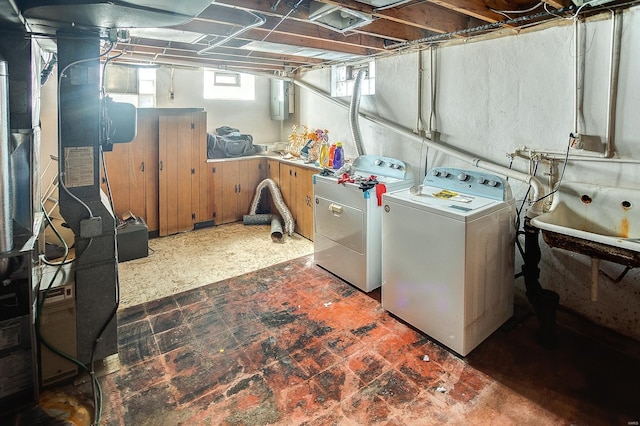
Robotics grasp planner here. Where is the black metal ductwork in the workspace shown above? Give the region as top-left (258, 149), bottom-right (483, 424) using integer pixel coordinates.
top-left (19, 0), bottom-right (213, 33)
top-left (57, 31), bottom-right (119, 364)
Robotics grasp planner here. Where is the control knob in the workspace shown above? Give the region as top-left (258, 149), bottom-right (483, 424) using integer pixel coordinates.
top-left (487, 180), bottom-right (499, 187)
top-left (374, 159), bottom-right (385, 166)
top-left (433, 170), bottom-right (441, 177)
top-left (457, 173), bottom-right (469, 182)
top-left (478, 177), bottom-right (486, 184)
top-left (440, 171), bottom-right (450, 178)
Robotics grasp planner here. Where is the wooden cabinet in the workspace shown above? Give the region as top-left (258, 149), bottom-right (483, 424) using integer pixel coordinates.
top-left (297, 167), bottom-right (316, 241)
top-left (208, 158), bottom-right (265, 225)
top-left (279, 163), bottom-right (316, 241)
top-left (101, 109), bottom-right (160, 232)
top-left (158, 111), bottom-right (208, 236)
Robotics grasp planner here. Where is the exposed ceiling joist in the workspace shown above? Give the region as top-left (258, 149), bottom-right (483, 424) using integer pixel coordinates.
top-left (3, 0), bottom-right (634, 76)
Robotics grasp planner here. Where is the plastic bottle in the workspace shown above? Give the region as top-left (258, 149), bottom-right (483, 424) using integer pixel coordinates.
top-left (319, 140), bottom-right (329, 168)
top-left (332, 142), bottom-right (343, 169)
top-left (328, 143), bottom-right (336, 168)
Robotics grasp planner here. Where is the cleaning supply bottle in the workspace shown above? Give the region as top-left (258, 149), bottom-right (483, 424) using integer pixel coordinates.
top-left (328, 143), bottom-right (336, 168)
top-left (332, 142), bottom-right (343, 169)
top-left (319, 139), bottom-right (329, 168)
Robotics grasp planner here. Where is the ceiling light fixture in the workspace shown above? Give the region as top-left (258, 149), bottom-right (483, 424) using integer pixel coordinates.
top-left (308, 1), bottom-right (373, 33)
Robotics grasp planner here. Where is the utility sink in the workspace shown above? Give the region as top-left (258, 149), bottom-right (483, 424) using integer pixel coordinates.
top-left (531, 182), bottom-right (640, 267)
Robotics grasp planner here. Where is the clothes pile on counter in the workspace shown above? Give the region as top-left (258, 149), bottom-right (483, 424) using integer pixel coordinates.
top-left (207, 126), bottom-right (256, 158)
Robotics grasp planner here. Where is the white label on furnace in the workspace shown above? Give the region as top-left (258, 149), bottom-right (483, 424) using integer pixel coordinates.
top-left (64, 147), bottom-right (94, 187)
top-left (0, 320), bottom-right (21, 350)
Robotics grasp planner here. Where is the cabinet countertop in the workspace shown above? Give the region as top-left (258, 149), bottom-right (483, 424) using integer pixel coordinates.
top-left (207, 154), bottom-right (322, 171)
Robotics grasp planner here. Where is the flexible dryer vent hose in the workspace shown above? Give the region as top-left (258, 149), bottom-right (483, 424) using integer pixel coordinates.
top-left (247, 178), bottom-right (295, 236)
top-left (243, 214), bottom-right (284, 243)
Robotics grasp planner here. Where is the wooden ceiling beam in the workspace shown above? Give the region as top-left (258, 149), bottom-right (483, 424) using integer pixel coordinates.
top-left (243, 28), bottom-right (375, 56)
top-left (372, 2), bottom-right (472, 34)
top-left (355, 17), bottom-right (435, 41)
top-left (117, 38), bottom-right (324, 66)
top-left (174, 16), bottom-right (382, 56)
top-left (214, 0), bottom-right (454, 41)
top-left (112, 45), bottom-right (305, 69)
top-left (112, 53), bottom-right (287, 73)
top-left (426, 0), bottom-right (509, 23)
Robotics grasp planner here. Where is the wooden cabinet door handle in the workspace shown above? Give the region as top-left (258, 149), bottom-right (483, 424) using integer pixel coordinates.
top-left (141, 161), bottom-right (145, 172)
top-left (160, 160), bottom-right (163, 171)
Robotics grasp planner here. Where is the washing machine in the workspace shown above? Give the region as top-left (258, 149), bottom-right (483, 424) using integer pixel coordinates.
top-left (382, 167), bottom-right (516, 356)
top-left (314, 155), bottom-right (414, 292)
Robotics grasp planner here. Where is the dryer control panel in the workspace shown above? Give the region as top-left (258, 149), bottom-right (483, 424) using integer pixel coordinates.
top-left (423, 167), bottom-right (511, 201)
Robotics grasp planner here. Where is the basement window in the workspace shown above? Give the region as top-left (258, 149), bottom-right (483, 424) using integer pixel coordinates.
top-left (331, 61), bottom-right (375, 98)
top-left (204, 70), bottom-right (255, 100)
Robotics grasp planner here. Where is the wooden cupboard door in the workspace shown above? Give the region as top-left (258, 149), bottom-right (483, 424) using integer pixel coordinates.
top-left (141, 110), bottom-right (160, 233)
top-left (176, 115), bottom-right (194, 233)
top-left (266, 159), bottom-right (279, 183)
top-left (159, 113), bottom-right (194, 236)
top-left (265, 159), bottom-right (279, 213)
top-left (238, 158), bottom-right (264, 217)
top-left (158, 115), bottom-right (173, 236)
top-left (207, 162), bottom-right (222, 225)
top-left (191, 111), bottom-right (208, 224)
top-left (100, 108), bottom-right (160, 232)
top-left (128, 115), bottom-right (148, 220)
top-left (279, 164), bottom-right (296, 232)
top-left (220, 162), bottom-right (240, 224)
top-left (297, 167), bottom-right (316, 240)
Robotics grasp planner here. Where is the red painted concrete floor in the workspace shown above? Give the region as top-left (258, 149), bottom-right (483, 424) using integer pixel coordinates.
top-left (7, 255), bottom-right (640, 425)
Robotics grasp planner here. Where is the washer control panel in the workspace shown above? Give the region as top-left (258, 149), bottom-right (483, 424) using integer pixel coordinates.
top-left (423, 167), bottom-right (510, 201)
top-left (353, 155), bottom-right (411, 181)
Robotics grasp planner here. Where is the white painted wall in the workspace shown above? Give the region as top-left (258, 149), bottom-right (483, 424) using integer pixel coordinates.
top-left (298, 7), bottom-right (640, 340)
top-left (155, 67), bottom-right (295, 143)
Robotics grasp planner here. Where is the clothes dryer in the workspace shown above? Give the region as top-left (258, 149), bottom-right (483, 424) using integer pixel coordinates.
top-left (314, 155), bottom-right (414, 292)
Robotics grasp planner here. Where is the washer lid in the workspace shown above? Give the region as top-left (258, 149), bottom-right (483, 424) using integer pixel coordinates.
top-left (384, 185), bottom-right (511, 221)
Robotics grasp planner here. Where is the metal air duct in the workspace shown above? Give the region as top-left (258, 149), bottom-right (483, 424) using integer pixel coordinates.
top-left (0, 56), bottom-right (13, 256)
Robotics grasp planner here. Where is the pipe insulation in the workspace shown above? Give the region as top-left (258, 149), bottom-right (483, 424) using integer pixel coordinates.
top-left (349, 69), bottom-right (366, 157)
top-left (0, 57), bottom-right (13, 255)
top-left (248, 178), bottom-right (295, 236)
top-left (291, 78), bottom-right (545, 218)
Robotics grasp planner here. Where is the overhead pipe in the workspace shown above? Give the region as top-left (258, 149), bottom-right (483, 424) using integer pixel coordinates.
top-left (349, 68), bottom-right (366, 157)
top-left (572, 10), bottom-right (621, 158)
top-left (573, 17), bottom-right (585, 138)
top-left (416, 51), bottom-right (425, 137)
top-left (197, 12), bottom-right (267, 56)
top-left (604, 9), bottom-right (622, 158)
top-left (0, 56), bottom-right (13, 256)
